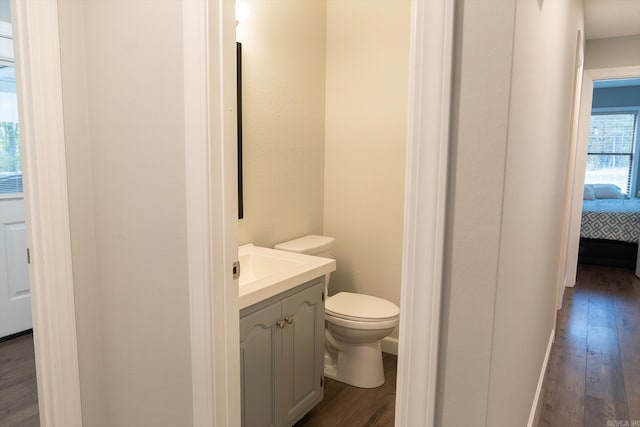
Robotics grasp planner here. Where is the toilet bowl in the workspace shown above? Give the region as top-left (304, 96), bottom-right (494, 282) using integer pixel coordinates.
top-left (274, 235), bottom-right (400, 389)
top-left (323, 292), bottom-right (399, 388)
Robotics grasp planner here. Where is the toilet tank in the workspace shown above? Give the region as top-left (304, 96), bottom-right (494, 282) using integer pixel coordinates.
top-left (274, 235), bottom-right (335, 259)
top-left (275, 235), bottom-right (335, 292)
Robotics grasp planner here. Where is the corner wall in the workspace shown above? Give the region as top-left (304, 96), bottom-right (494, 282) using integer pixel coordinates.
top-left (438, 0), bottom-right (584, 425)
top-left (322, 0), bottom-right (411, 339)
top-left (236, 0), bottom-right (326, 248)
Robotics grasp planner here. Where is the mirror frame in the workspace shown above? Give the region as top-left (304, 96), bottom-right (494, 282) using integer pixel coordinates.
top-left (237, 41), bottom-right (244, 219)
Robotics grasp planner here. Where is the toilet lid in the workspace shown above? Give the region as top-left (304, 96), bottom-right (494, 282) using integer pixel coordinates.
top-left (325, 292), bottom-right (400, 322)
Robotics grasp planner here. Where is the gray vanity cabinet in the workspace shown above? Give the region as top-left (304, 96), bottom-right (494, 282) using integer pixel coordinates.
top-left (240, 279), bottom-right (325, 427)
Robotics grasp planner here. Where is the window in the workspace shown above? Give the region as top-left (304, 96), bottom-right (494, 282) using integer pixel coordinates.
top-left (585, 112), bottom-right (638, 195)
top-left (0, 64), bottom-right (21, 194)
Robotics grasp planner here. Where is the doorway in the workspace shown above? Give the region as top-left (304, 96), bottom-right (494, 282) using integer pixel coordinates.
top-left (565, 67), bottom-right (640, 290)
top-left (0, 15), bottom-right (31, 340)
top-left (3, 0), bottom-right (452, 424)
top-left (0, 7), bottom-right (38, 425)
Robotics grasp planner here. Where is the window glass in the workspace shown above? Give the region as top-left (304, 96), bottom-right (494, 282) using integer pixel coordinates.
top-left (0, 64), bottom-right (21, 194)
top-left (586, 113), bottom-right (638, 194)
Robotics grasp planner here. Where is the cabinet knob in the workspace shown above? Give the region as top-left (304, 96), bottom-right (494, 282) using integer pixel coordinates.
top-left (285, 316), bottom-right (294, 325)
top-left (276, 320), bottom-right (286, 329)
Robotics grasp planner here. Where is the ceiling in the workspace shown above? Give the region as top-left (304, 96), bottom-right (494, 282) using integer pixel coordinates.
top-left (584, 0), bottom-right (640, 40)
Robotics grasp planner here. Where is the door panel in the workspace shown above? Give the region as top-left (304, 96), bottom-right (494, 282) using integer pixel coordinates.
top-left (281, 282), bottom-right (324, 425)
top-left (240, 302), bottom-right (282, 427)
top-left (0, 197), bottom-right (31, 337)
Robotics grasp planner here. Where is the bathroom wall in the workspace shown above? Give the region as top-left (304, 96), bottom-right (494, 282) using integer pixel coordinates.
top-left (323, 0), bottom-right (411, 340)
top-left (236, 0), bottom-right (326, 248)
top-left (438, 0), bottom-right (584, 425)
top-left (238, 0), bottom-right (410, 343)
top-left (58, 1), bottom-right (193, 425)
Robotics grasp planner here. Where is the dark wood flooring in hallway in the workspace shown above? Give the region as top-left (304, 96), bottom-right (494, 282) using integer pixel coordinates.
top-left (0, 331), bottom-right (39, 427)
top-left (537, 264), bottom-right (640, 427)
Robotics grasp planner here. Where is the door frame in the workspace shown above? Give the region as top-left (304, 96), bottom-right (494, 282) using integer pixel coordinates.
top-left (395, 0), bottom-right (454, 424)
top-left (555, 30), bottom-right (584, 311)
top-left (11, 0), bottom-right (82, 425)
top-left (16, 0), bottom-right (453, 425)
top-left (183, 0), bottom-right (240, 425)
top-left (564, 64), bottom-right (640, 289)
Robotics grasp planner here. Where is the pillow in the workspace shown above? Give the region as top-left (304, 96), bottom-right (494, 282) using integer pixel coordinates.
top-left (591, 183), bottom-right (626, 199)
top-left (583, 184), bottom-right (596, 200)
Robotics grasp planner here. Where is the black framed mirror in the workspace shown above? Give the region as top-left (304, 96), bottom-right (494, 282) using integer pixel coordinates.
top-left (237, 42), bottom-right (244, 219)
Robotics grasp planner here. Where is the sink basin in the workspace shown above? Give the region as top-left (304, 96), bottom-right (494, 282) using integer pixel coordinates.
top-left (238, 244), bottom-right (336, 309)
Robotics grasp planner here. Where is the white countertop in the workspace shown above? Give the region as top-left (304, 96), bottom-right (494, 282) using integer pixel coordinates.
top-left (238, 244), bottom-right (336, 309)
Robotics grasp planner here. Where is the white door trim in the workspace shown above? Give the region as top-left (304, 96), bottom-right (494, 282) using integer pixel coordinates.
top-left (183, 0), bottom-right (240, 425)
top-left (565, 65), bottom-right (640, 288)
top-left (11, 0), bottom-right (82, 426)
top-left (395, 0), bottom-right (455, 425)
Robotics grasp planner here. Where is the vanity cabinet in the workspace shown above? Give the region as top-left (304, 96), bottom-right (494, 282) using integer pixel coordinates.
top-left (240, 279), bottom-right (325, 427)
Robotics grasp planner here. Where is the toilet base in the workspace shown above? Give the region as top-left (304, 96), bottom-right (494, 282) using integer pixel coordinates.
top-left (324, 340), bottom-right (385, 388)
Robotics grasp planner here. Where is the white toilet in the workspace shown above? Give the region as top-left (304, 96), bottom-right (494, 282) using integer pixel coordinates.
top-left (274, 235), bottom-right (400, 389)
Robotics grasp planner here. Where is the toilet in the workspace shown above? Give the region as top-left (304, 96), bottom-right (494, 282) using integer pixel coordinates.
top-left (274, 235), bottom-right (400, 389)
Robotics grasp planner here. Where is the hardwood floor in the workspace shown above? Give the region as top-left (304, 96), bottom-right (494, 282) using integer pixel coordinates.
top-left (295, 353), bottom-right (397, 427)
top-left (537, 264), bottom-right (640, 427)
top-left (0, 332), bottom-right (39, 427)
top-left (4, 266), bottom-right (635, 427)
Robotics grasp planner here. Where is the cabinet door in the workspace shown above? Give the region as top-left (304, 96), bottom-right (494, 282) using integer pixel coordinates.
top-left (240, 302), bottom-right (282, 427)
top-left (281, 283), bottom-right (324, 426)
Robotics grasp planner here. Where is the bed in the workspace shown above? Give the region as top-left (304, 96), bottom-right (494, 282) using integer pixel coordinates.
top-left (579, 184), bottom-right (640, 268)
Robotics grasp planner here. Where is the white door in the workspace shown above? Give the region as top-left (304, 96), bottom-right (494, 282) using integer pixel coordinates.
top-left (0, 24), bottom-right (30, 338)
top-left (0, 195), bottom-right (30, 337)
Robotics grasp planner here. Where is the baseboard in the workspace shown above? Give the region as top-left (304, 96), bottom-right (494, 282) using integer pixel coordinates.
top-left (381, 336), bottom-right (398, 356)
top-left (528, 329), bottom-right (554, 427)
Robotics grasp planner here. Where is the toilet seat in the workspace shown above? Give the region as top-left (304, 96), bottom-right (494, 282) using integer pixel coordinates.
top-left (325, 292), bottom-right (399, 329)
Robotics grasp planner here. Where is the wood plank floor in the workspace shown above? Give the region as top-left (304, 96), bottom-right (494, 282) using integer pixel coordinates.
top-left (537, 264), bottom-right (640, 427)
top-left (0, 332), bottom-right (39, 427)
top-left (295, 353), bottom-right (397, 427)
top-left (4, 265), bottom-right (635, 427)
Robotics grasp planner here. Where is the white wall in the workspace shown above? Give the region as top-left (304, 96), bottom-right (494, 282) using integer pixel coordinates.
top-left (237, 0), bottom-right (326, 248)
top-left (437, 0), bottom-right (584, 425)
top-left (323, 0), bottom-right (410, 339)
top-left (59, 1), bottom-right (194, 425)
